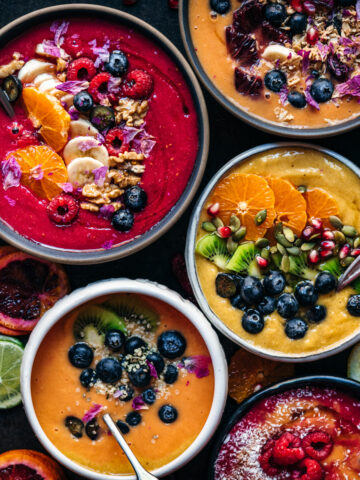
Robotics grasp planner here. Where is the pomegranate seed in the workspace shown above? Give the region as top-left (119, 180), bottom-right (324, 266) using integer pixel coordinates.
top-left (320, 240), bottom-right (335, 250)
top-left (302, 226), bottom-right (314, 241)
top-left (308, 249), bottom-right (319, 264)
top-left (339, 244), bottom-right (351, 259)
top-left (207, 202), bottom-right (220, 217)
top-left (322, 229), bottom-right (335, 240)
top-left (303, 1), bottom-right (316, 15)
top-left (320, 249), bottom-right (333, 258)
top-left (256, 256), bottom-right (269, 268)
top-left (306, 26), bottom-right (319, 45)
top-left (351, 249), bottom-right (360, 257)
top-left (309, 218), bottom-right (323, 233)
top-left (168, 0), bottom-right (179, 7)
top-left (291, 0), bottom-right (303, 12)
top-left (217, 226), bottom-right (232, 238)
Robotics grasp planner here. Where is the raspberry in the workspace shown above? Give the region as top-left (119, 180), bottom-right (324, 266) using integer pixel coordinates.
top-left (63, 34), bottom-right (84, 58)
top-left (258, 440), bottom-right (281, 476)
top-left (47, 194), bottom-right (79, 224)
top-left (88, 72), bottom-right (116, 103)
top-left (297, 458), bottom-right (323, 480)
top-left (122, 69), bottom-right (154, 99)
top-left (105, 128), bottom-right (130, 156)
top-left (272, 432), bottom-right (305, 466)
top-left (302, 431), bottom-right (333, 461)
top-left (67, 57), bottom-right (96, 82)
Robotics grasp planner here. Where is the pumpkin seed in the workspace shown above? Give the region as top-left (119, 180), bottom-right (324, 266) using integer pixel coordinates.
top-left (229, 214), bottom-right (241, 232)
top-left (270, 246), bottom-right (278, 254)
top-left (341, 257), bottom-right (354, 267)
top-left (286, 246), bottom-right (300, 256)
top-left (334, 231), bottom-right (346, 244)
top-left (254, 209), bottom-right (267, 226)
top-left (354, 237), bottom-right (360, 249)
top-left (261, 248), bottom-right (270, 259)
top-left (212, 217), bottom-right (224, 229)
top-left (347, 238), bottom-right (354, 247)
top-left (297, 185), bottom-right (307, 193)
top-left (202, 221), bottom-right (216, 232)
top-left (280, 255), bottom-right (290, 273)
top-left (294, 238), bottom-right (302, 247)
top-left (233, 226), bottom-right (246, 241)
top-left (329, 216), bottom-right (343, 230)
top-left (274, 222), bottom-right (283, 236)
top-left (300, 242), bottom-right (316, 252)
top-left (309, 233), bottom-right (321, 241)
top-left (342, 225), bottom-right (357, 238)
top-left (283, 226), bottom-right (295, 243)
top-left (255, 238), bottom-right (270, 249)
top-left (227, 237), bottom-right (238, 254)
top-left (277, 243), bottom-right (287, 256)
top-left (275, 232), bottom-right (293, 248)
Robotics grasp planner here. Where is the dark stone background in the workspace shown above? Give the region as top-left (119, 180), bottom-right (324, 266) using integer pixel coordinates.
top-left (0, 1), bottom-right (355, 479)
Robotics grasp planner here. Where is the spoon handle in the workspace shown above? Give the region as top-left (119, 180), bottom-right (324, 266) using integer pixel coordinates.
top-left (0, 89), bottom-right (15, 118)
top-left (103, 413), bottom-right (159, 480)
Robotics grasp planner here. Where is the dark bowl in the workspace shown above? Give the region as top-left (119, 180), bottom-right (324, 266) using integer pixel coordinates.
top-left (209, 375), bottom-right (360, 479)
top-left (0, 3), bottom-right (209, 264)
top-left (179, 0), bottom-right (359, 138)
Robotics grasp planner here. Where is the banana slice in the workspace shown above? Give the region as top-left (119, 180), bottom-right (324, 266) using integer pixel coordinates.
top-left (67, 157), bottom-right (105, 187)
top-left (69, 119), bottom-right (99, 138)
top-left (63, 136), bottom-right (109, 166)
top-left (18, 59), bottom-right (55, 83)
top-left (35, 42), bottom-right (70, 61)
top-left (38, 78), bottom-right (62, 93)
top-left (61, 94), bottom-right (74, 108)
top-left (33, 73), bottom-right (54, 88)
top-left (263, 45), bottom-right (298, 62)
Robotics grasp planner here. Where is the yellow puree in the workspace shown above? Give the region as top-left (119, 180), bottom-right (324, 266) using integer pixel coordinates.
top-left (31, 295), bottom-right (214, 475)
top-left (196, 148), bottom-right (360, 356)
top-left (189, 0), bottom-right (360, 128)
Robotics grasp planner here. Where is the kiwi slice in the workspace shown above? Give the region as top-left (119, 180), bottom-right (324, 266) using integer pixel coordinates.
top-left (73, 305), bottom-right (127, 346)
top-left (102, 294), bottom-right (159, 332)
top-left (288, 254), bottom-right (317, 280)
top-left (195, 234), bottom-right (230, 269)
top-left (226, 242), bottom-right (258, 274)
top-left (319, 258), bottom-right (343, 278)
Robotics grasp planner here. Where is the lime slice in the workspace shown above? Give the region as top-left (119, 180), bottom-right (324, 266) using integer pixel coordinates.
top-left (0, 338), bottom-right (24, 409)
top-left (348, 343), bottom-right (360, 382)
top-left (0, 335), bottom-right (24, 348)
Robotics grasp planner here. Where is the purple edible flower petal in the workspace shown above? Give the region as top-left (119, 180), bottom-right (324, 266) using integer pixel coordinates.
top-left (82, 403), bottom-right (103, 423)
top-left (102, 239), bottom-right (114, 250)
top-left (68, 106), bottom-right (80, 120)
top-left (335, 74), bottom-right (360, 98)
top-left (93, 166), bottom-right (108, 187)
top-left (60, 182), bottom-right (74, 193)
top-left (50, 20), bottom-right (69, 47)
top-left (96, 133), bottom-right (106, 144)
top-left (181, 356), bottom-right (211, 379)
top-left (56, 80), bottom-right (89, 95)
top-left (99, 204), bottom-right (115, 220)
top-left (316, 41), bottom-right (330, 61)
top-left (132, 396), bottom-right (147, 411)
top-left (1, 157), bottom-right (21, 190)
top-left (108, 77), bottom-right (121, 94)
top-left (146, 360), bottom-right (158, 378)
top-left (78, 138), bottom-right (100, 152)
top-left (305, 80), bottom-right (320, 110)
top-left (297, 49), bottom-right (310, 73)
top-left (122, 126), bottom-right (142, 143)
top-left (42, 40), bottom-right (62, 58)
top-left (313, 0), bottom-right (334, 8)
top-left (132, 129), bottom-right (156, 157)
top-left (357, 0), bottom-right (360, 18)
top-left (89, 39), bottom-right (111, 68)
top-left (30, 165), bottom-right (44, 180)
top-left (4, 195), bottom-right (15, 206)
top-left (279, 84), bottom-right (289, 105)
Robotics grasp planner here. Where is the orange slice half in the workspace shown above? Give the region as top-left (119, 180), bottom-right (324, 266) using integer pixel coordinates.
top-left (305, 188), bottom-right (339, 225)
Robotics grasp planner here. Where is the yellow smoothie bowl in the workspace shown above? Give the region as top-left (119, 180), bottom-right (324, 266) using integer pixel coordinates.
top-left (185, 143), bottom-right (360, 362)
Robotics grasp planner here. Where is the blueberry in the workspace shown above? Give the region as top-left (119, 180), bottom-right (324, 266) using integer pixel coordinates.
top-left (163, 364), bottom-right (178, 384)
top-left (73, 91), bottom-right (93, 112)
top-left (158, 405), bottom-right (178, 424)
top-left (306, 305), bottom-right (327, 323)
top-left (126, 411), bottom-right (142, 426)
top-left (68, 342), bottom-right (94, 368)
top-left (263, 271), bottom-right (286, 296)
top-left (112, 209), bottom-right (134, 232)
top-left (128, 365), bottom-right (151, 388)
top-left (116, 420), bottom-right (130, 434)
top-left (310, 78), bottom-right (334, 103)
top-left (264, 70), bottom-right (287, 93)
top-left (90, 105), bottom-right (115, 131)
top-left (157, 330), bottom-right (186, 359)
top-left (65, 416), bottom-right (84, 438)
top-left (347, 295), bottom-right (360, 316)
top-left (96, 357), bottom-right (122, 383)
top-left (242, 309), bottom-right (264, 334)
top-left (311, 69), bottom-right (320, 78)
top-left (287, 91), bottom-right (306, 109)
top-left (265, 3), bottom-right (287, 26)
top-left (142, 388), bottom-right (156, 405)
top-left (216, 273), bottom-right (239, 298)
top-left (116, 385), bottom-right (134, 402)
top-left (85, 419), bottom-right (100, 440)
top-left (294, 281), bottom-right (318, 306)
top-left (105, 50), bottom-right (129, 77)
top-left (315, 272), bottom-right (337, 294)
top-left (240, 276), bottom-right (264, 304)
top-left (124, 186), bottom-right (148, 212)
top-left (285, 318), bottom-right (308, 339)
top-left (80, 368), bottom-right (97, 388)
top-left (105, 329), bottom-right (126, 351)
top-left (210, 0), bottom-right (231, 14)
top-left (124, 336), bottom-right (147, 355)
top-left (146, 352), bottom-right (165, 375)
top-left (2, 75), bottom-right (22, 102)
top-left (230, 294), bottom-right (247, 310)
top-left (277, 293), bottom-right (299, 319)
top-left (288, 12), bottom-right (307, 34)
top-left (258, 296), bottom-right (277, 316)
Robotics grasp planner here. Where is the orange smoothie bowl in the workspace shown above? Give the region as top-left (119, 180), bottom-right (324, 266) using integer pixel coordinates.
top-left (0, 4), bottom-right (209, 264)
top-left (20, 279), bottom-right (227, 479)
top-left (180, 0), bottom-right (360, 138)
top-left (185, 142), bottom-right (360, 362)
top-left (210, 376), bottom-right (360, 480)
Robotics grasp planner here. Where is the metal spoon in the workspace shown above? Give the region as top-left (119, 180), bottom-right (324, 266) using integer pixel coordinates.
top-left (337, 255), bottom-right (360, 291)
top-left (0, 89), bottom-right (15, 118)
top-left (103, 413), bottom-right (159, 480)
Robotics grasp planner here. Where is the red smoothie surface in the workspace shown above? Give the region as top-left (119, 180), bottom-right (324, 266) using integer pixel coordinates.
top-left (0, 18), bottom-right (199, 250)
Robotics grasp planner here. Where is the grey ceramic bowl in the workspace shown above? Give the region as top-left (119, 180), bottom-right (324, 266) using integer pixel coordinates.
top-left (0, 4), bottom-right (209, 264)
top-left (185, 142), bottom-right (360, 362)
top-left (179, 0), bottom-right (359, 138)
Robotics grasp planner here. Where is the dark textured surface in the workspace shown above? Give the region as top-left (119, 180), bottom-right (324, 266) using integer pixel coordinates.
top-left (0, 1), bottom-right (355, 479)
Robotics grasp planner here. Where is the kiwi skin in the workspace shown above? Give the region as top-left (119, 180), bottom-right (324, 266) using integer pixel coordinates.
top-left (73, 305), bottom-right (127, 343)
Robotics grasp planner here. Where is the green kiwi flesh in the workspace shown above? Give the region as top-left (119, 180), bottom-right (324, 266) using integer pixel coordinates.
top-left (226, 242), bottom-right (258, 274)
top-left (195, 234), bottom-right (230, 269)
top-left (319, 258), bottom-right (343, 278)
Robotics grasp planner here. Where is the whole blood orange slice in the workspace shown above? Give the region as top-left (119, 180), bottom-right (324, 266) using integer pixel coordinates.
top-left (0, 251), bottom-right (69, 332)
top-left (7, 145), bottom-right (68, 200)
top-left (305, 188), bottom-right (339, 224)
top-left (0, 449), bottom-right (65, 479)
top-left (22, 87), bottom-right (70, 152)
top-left (211, 173), bottom-right (276, 241)
top-left (266, 177), bottom-right (307, 235)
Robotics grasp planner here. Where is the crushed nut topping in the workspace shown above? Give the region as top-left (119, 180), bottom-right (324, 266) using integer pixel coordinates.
top-left (115, 98), bottom-right (149, 127)
top-left (0, 53), bottom-right (24, 79)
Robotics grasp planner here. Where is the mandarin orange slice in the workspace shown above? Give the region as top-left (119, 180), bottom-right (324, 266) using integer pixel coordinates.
top-left (22, 87), bottom-right (70, 152)
top-left (305, 188), bottom-right (339, 225)
top-left (211, 173), bottom-right (276, 241)
top-left (7, 145), bottom-right (68, 200)
top-left (266, 177), bottom-right (307, 235)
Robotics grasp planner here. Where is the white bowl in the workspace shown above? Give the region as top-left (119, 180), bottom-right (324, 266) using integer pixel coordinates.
top-left (21, 278), bottom-right (228, 479)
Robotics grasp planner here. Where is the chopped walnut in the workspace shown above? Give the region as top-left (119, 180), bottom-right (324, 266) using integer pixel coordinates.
top-left (0, 53), bottom-right (24, 79)
top-left (56, 58), bottom-right (68, 73)
top-left (80, 202), bottom-right (100, 212)
top-left (115, 98), bottom-right (149, 126)
top-left (109, 151), bottom-right (145, 166)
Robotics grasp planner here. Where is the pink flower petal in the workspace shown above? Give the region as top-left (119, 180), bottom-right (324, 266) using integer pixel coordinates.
top-left (146, 360), bottom-right (158, 378)
top-left (132, 395), bottom-right (146, 410)
top-left (82, 403), bottom-right (103, 423)
top-left (1, 157), bottom-right (21, 190)
top-left (93, 166), bottom-right (108, 187)
top-left (99, 204), bottom-right (115, 220)
top-left (78, 138), bottom-right (101, 152)
top-left (50, 20), bottom-right (69, 47)
top-left (102, 239), bottom-right (114, 250)
top-left (60, 182), bottom-right (74, 193)
top-left (56, 80), bottom-right (89, 95)
top-left (181, 356), bottom-right (211, 379)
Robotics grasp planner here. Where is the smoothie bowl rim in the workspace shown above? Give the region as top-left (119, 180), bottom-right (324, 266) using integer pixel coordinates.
top-left (0, 3), bottom-right (209, 265)
top-left (179, 0), bottom-right (360, 139)
top-left (20, 278), bottom-right (228, 480)
top-left (185, 141), bottom-right (360, 363)
top-left (208, 375), bottom-right (360, 480)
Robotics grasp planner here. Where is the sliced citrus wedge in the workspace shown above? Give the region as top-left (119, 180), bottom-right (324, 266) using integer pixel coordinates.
top-left (305, 188), bottom-right (339, 225)
top-left (348, 342), bottom-right (360, 382)
top-left (0, 450), bottom-right (65, 479)
top-left (0, 338), bottom-right (24, 409)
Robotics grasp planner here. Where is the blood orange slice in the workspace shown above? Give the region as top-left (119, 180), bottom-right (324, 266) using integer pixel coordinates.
top-left (0, 450), bottom-right (65, 479)
top-left (0, 252), bottom-right (69, 332)
top-left (0, 324), bottom-right (24, 336)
